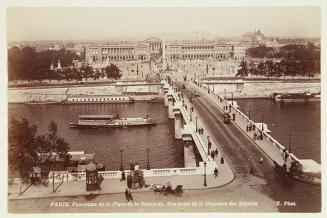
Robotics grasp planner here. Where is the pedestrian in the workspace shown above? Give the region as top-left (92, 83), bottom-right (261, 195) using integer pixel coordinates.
top-left (125, 188), bottom-right (130, 202)
top-left (214, 167), bottom-right (218, 178)
top-left (250, 167), bottom-right (254, 176)
top-left (214, 148), bottom-right (218, 156)
top-left (128, 189), bottom-right (134, 201)
top-left (220, 156), bottom-right (224, 164)
top-left (121, 170), bottom-right (126, 181)
top-left (211, 150), bottom-right (215, 160)
top-left (253, 132), bottom-right (257, 140)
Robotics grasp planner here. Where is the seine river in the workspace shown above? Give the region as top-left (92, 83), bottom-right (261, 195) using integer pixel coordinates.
top-left (8, 100), bottom-right (321, 212)
top-left (236, 99), bottom-right (321, 212)
top-left (8, 102), bottom-right (184, 170)
top-left (236, 99), bottom-right (320, 163)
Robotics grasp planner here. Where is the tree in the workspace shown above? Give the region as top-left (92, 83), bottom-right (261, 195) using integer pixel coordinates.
top-left (257, 61), bottom-right (266, 78)
top-left (265, 60), bottom-right (275, 79)
top-left (92, 69), bottom-right (101, 81)
top-left (248, 62), bottom-right (259, 79)
top-left (80, 64), bottom-right (93, 83)
top-left (274, 61), bottom-right (284, 78)
top-left (9, 117), bottom-right (39, 181)
top-left (72, 67), bottom-right (82, 84)
top-left (236, 60), bottom-right (248, 77)
top-left (8, 118), bottom-right (70, 183)
top-left (62, 68), bottom-right (74, 83)
top-left (104, 64), bottom-right (122, 80)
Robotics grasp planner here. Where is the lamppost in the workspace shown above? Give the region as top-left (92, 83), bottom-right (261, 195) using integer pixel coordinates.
top-left (207, 136), bottom-right (211, 155)
top-left (231, 93), bottom-right (234, 106)
top-left (52, 143), bottom-right (57, 192)
top-left (248, 106), bottom-right (251, 120)
top-left (119, 148), bottom-right (124, 171)
top-left (203, 161), bottom-right (207, 187)
top-left (146, 148), bottom-right (150, 170)
top-left (195, 116), bottom-right (198, 132)
top-left (289, 133), bottom-right (292, 153)
top-left (224, 89), bottom-right (226, 99)
top-left (261, 115), bottom-right (264, 132)
top-left (190, 111), bottom-right (192, 122)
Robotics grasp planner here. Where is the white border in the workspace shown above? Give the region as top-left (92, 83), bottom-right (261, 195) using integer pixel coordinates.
top-left (0, 1), bottom-right (326, 218)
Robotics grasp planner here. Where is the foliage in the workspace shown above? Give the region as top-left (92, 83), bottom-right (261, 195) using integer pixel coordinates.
top-left (8, 118), bottom-right (70, 181)
top-left (80, 64), bottom-right (93, 83)
top-left (8, 46), bottom-right (81, 82)
top-left (236, 60), bottom-right (248, 77)
top-left (240, 57), bottom-right (319, 79)
top-left (245, 43), bottom-right (320, 76)
top-left (9, 117), bottom-right (38, 180)
top-left (104, 64), bottom-right (122, 80)
top-left (246, 45), bottom-right (275, 58)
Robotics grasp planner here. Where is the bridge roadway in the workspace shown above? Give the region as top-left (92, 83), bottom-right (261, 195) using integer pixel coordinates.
top-left (175, 82), bottom-right (275, 176)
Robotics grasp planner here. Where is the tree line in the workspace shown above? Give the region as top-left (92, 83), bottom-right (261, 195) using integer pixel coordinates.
top-left (9, 118), bottom-right (70, 182)
top-left (8, 46), bottom-right (122, 84)
top-left (236, 58), bottom-right (319, 79)
top-left (238, 43), bottom-right (320, 78)
top-left (246, 43), bottom-right (320, 60)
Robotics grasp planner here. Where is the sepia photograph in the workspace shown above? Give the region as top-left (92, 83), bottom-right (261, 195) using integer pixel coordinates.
top-left (2, 0), bottom-right (325, 215)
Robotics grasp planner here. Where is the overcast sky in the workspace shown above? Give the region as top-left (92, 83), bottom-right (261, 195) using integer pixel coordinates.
top-left (7, 7), bottom-right (321, 41)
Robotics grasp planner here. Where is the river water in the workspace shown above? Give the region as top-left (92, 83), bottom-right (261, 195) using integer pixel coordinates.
top-left (236, 99), bottom-right (321, 212)
top-left (236, 99), bottom-right (321, 163)
top-left (8, 99), bottom-right (321, 212)
top-left (8, 102), bottom-right (184, 171)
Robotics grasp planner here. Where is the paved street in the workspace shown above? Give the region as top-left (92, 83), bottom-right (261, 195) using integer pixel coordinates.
top-left (175, 82), bottom-right (276, 178)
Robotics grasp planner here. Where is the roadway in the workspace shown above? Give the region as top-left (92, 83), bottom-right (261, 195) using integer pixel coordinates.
top-left (175, 81), bottom-right (276, 177)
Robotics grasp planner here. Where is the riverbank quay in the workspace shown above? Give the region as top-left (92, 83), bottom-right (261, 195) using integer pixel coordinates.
top-left (201, 79), bottom-right (320, 99)
top-left (8, 169), bottom-right (234, 200)
top-left (187, 81), bottom-right (321, 184)
top-left (8, 175), bottom-right (277, 213)
top-left (8, 81), bottom-right (163, 103)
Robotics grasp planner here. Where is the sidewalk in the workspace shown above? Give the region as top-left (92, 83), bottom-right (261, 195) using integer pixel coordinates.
top-left (9, 172), bottom-right (234, 200)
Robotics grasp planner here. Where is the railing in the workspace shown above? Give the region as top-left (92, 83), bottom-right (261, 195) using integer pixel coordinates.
top-left (48, 166), bottom-right (201, 183)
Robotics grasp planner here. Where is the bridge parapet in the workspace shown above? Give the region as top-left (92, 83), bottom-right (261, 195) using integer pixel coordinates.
top-left (49, 166), bottom-right (203, 183)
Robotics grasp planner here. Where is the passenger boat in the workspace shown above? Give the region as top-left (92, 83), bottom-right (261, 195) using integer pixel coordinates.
top-left (273, 92), bottom-right (320, 103)
top-left (65, 94), bottom-right (134, 104)
top-left (69, 114), bottom-right (156, 128)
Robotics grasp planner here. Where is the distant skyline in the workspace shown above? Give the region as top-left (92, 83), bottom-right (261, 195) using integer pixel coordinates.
top-left (7, 7), bottom-right (321, 41)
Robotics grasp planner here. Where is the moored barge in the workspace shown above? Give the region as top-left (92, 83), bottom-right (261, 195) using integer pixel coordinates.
top-left (65, 94), bottom-right (134, 104)
top-left (272, 92), bottom-right (320, 103)
top-left (69, 114), bottom-right (156, 128)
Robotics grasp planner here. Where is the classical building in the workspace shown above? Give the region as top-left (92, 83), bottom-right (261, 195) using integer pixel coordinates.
top-left (85, 43), bottom-right (150, 65)
top-left (144, 37), bottom-right (162, 55)
top-left (85, 38), bottom-right (235, 67)
top-left (165, 41), bottom-right (234, 61)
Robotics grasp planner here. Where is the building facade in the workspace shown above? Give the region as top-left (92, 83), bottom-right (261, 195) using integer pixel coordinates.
top-left (165, 42), bottom-right (234, 61)
top-left (85, 43), bottom-right (150, 64)
top-left (85, 38), bottom-right (235, 66)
